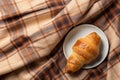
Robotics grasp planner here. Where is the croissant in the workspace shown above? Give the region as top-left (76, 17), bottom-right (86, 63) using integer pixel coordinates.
top-left (65, 32), bottom-right (101, 73)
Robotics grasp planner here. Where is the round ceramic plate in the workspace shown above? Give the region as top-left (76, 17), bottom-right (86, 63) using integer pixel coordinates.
top-left (63, 24), bottom-right (109, 69)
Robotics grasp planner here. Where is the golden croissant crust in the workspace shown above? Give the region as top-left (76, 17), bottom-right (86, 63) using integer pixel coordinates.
top-left (65, 32), bottom-right (101, 73)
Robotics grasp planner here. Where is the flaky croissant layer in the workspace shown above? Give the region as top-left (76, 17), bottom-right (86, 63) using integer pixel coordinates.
top-left (65, 32), bottom-right (101, 73)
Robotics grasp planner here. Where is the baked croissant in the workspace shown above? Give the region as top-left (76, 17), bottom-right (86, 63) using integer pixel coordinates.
top-left (65, 32), bottom-right (101, 73)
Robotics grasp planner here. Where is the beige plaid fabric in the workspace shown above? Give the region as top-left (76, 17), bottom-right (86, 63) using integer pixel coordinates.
top-left (0, 0), bottom-right (120, 80)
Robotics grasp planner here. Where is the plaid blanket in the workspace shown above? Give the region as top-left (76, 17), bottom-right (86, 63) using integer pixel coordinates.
top-left (0, 0), bottom-right (120, 80)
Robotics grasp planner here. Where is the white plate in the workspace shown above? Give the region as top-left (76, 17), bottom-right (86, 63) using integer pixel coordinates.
top-left (63, 24), bottom-right (109, 69)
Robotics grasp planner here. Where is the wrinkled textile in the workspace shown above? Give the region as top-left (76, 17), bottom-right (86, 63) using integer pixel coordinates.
top-left (0, 0), bottom-right (120, 80)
